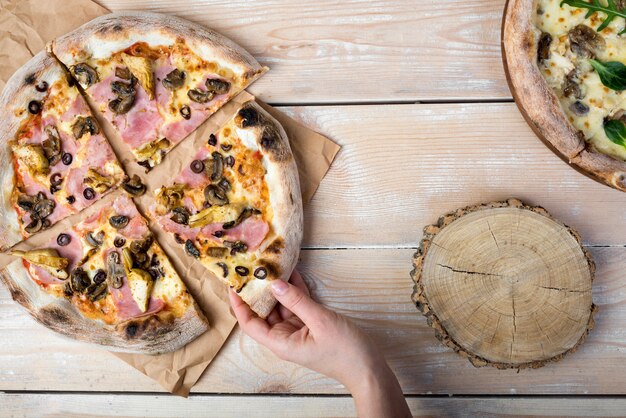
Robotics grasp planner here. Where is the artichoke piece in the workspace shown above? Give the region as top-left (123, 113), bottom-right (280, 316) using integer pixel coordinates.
top-left (155, 183), bottom-right (188, 214)
top-left (121, 53), bottom-right (154, 99)
top-left (13, 144), bottom-right (49, 176)
top-left (136, 138), bottom-right (170, 163)
top-left (188, 205), bottom-right (240, 229)
top-left (12, 249), bottom-right (69, 280)
top-left (84, 168), bottom-right (116, 193)
top-left (122, 248), bottom-right (154, 312)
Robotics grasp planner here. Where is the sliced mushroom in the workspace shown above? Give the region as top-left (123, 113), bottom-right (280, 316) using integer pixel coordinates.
top-left (537, 32), bottom-right (552, 63)
top-left (11, 249), bottom-right (68, 279)
top-left (170, 206), bottom-right (191, 225)
top-left (224, 240), bottom-right (248, 255)
top-left (563, 69), bottom-right (583, 100)
top-left (217, 178), bottom-right (231, 192)
top-left (162, 69), bottom-right (186, 90)
top-left (108, 95), bottom-right (135, 114)
top-left (187, 88), bottom-right (214, 103)
top-left (42, 125), bottom-right (62, 165)
top-left (205, 78), bottom-right (230, 95)
top-left (569, 101), bottom-right (589, 116)
top-left (84, 168), bottom-right (116, 193)
top-left (17, 194), bottom-right (38, 211)
top-left (71, 63), bottom-right (99, 88)
top-left (210, 151), bottom-right (224, 182)
top-left (109, 215), bottom-right (130, 229)
top-left (204, 184), bottom-right (228, 206)
top-left (569, 24), bottom-right (605, 59)
top-left (111, 80), bottom-right (136, 97)
top-left (122, 175), bottom-right (146, 196)
top-left (185, 239), bottom-right (200, 258)
top-left (206, 247), bottom-right (228, 258)
top-left (72, 116), bottom-right (100, 139)
top-left (87, 281), bottom-right (108, 302)
top-left (115, 66), bottom-right (132, 80)
top-left (155, 183), bottom-right (188, 214)
top-left (130, 235), bottom-right (153, 255)
top-left (70, 267), bottom-right (91, 293)
top-left (106, 251), bottom-right (124, 289)
top-left (33, 198), bottom-right (55, 219)
top-left (86, 230), bottom-right (105, 247)
top-left (223, 207), bottom-right (261, 230)
top-left (121, 53), bottom-right (154, 99)
top-left (24, 218), bottom-right (43, 234)
top-left (13, 144), bottom-right (49, 175)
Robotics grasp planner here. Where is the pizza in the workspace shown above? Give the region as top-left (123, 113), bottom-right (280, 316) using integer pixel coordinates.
top-left (0, 51), bottom-right (125, 252)
top-left (51, 12), bottom-right (267, 170)
top-left (3, 194), bottom-right (208, 354)
top-left (503, 0), bottom-right (626, 191)
top-left (149, 100), bottom-right (303, 318)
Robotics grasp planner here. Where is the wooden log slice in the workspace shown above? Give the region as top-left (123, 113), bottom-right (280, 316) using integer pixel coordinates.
top-left (410, 199), bottom-right (596, 369)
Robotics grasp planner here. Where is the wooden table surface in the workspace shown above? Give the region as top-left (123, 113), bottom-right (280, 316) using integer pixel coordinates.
top-left (4, 0), bottom-right (626, 416)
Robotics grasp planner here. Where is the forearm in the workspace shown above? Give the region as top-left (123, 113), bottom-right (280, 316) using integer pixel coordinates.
top-left (347, 362), bottom-right (411, 418)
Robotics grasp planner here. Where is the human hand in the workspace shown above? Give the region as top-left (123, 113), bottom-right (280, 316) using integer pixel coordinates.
top-left (229, 270), bottom-right (411, 417)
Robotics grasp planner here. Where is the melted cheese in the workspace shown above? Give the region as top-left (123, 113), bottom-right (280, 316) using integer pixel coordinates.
top-left (535, 0), bottom-right (626, 161)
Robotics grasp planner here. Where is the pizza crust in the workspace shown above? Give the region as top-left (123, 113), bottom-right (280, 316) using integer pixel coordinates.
top-left (50, 11), bottom-right (267, 88)
top-left (234, 101), bottom-right (303, 318)
top-left (1, 258), bottom-right (209, 354)
top-left (502, 0), bottom-right (626, 191)
top-left (0, 51), bottom-right (66, 252)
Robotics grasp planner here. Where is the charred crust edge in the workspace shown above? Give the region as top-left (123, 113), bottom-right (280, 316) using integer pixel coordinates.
top-left (409, 198), bottom-right (596, 370)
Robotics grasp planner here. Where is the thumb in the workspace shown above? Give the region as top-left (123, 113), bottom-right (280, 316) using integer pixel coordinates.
top-left (271, 279), bottom-right (326, 323)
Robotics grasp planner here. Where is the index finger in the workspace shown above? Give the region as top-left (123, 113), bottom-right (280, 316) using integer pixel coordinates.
top-left (229, 290), bottom-right (272, 346)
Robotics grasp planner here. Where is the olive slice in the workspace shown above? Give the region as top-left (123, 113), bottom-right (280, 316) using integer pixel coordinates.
top-left (213, 230), bottom-right (224, 238)
top-left (180, 105), bottom-right (191, 120)
top-left (217, 262), bottom-right (229, 277)
top-left (254, 267), bottom-right (268, 280)
top-left (28, 100), bottom-right (42, 114)
top-left (224, 156), bottom-right (235, 168)
top-left (50, 173), bottom-right (63, 186)
top-left (35, 81), bottom-right (49, 92)
top-left (190, 159), bottom-right (204, 173)
top-left (188, 88), bottom-right (214, 103)
top-left (67, 195), bottom-right (76, 204)
top-left (185, 239), bottom-right (200, 258)
top-left (109, 215), bottom-right (130, 229)
top-left (220, 143), bottom-right (232, 152)
top-left (62, 153), bottom-right (73, 165)
top-left (235, 266), bottom-right (249, 276)
top-left (114, 236), bottom-right (126, 248)
top-left (57, 233), bottom-right (71, 247)
top-left (83, 187), bottom-right (95, 200)
top-left (93, 269), bottom-right (107, 284)
top-left (208, 134), bottom-right (217, 146)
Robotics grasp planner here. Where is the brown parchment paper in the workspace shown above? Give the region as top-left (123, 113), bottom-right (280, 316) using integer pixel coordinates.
top-left (0, 0), bottom-right (340, 396)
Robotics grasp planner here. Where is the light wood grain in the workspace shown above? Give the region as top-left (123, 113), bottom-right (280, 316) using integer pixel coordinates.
top-left (1, 246), bottom-right (626, 394)
top-left (3, 394), bottom-right (626, 418)
top-left (94, 0), bottom-right (510, 104)
top-left (281, 103), bottom-right (626, 248)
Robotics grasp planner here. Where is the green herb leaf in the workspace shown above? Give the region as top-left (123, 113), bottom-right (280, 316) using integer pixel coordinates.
top-left (589, 59), bottom-right (626, 90)
top-left (561, 0), bottom-right (626, 34)
top-left (604, 119), bottom-right (626, 147)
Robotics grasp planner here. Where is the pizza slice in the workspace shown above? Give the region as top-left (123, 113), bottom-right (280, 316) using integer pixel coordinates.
top-left (1, 194), bottom-right (208, 354)
top-left (0, 51), bottom-right (125, 252)
top-left (149, 101), bottom-right (303, 318)
top-left (51, 12), bottom-right (267, 170)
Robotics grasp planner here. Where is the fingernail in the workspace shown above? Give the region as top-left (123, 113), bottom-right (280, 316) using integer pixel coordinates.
top-left (271, 280), bottom-right (288, 295)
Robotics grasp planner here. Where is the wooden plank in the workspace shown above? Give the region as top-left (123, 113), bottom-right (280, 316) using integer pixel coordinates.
top-left (279, 103), bottom-right (626, 247)
top-left (95, 0), bottom-right (510, 103)
top-left (3, 394), bottom-right (626, 418)
top-left (1, 247), bottom-right (626, 394)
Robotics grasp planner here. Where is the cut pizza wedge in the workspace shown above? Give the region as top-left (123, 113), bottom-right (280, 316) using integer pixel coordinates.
top-left (149, 100), bottom-right (303, 318)
top-left (1, 194), bottom-right (208, 354)
top-left (0, 51), bottom-right (125, 251)
top-left (50, 12), bottom-right (267, 170)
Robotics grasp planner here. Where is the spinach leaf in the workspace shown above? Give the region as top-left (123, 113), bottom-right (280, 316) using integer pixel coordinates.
top-left (561, 0), bottom-right (626, 34)
top-left (589, 60), bottom-right (626, 91)
top-left (604, 119), bottom-right (626, 147)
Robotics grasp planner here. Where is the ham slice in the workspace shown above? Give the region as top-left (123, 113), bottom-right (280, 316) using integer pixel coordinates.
top-left (29, 229), bottom-right (83, 285)
top-left (111, 195), bottom-right (149, 239)
top-left (174, 147), bottom-right (212, 188)
top-left (224, 217), bottom-right (269, 251)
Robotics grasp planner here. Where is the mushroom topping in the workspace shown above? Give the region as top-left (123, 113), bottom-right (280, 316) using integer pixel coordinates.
top-left (83, 187), bottom-right (96, 200)
top-left (205, 78), bottom-right (230, 95)
top-left (155, 183), bottom-right (188, 214)
top-left (69, 267), bottom-right (90, 293)
top-left (14, 144), bottom-right (49, 175)
top-left (43, 126), bottom-right (63, 166)
top-left (563, 69), bottom-right (583, 100)
top-left (185, 239), bottom-right (200, 258)
top-left (114, 236), bottom-right (126, 248)
top-left (108, 95), bottom-right (135, 115)
top-left (109, 215), bottom-right (130, 229)
top-left (130, 235), bottom-right (153, 255)
top-left (170, 206), bottom-right (191, 225)
top-left (568, 24), bottom-right (605, 59)
top-left (111, 80), bottom-right (136, 97)
top-left (162, 69), bottom-right (186, 90)
top-left (84, 168), bottom-right (116, 193)
top-left (537, 32), bottom-right (552, 63)
top-left (223, 207), bottom-right (261, 230)
top-left (187, 88), bottom-right (214, 103)
top-left (86, 231), bottom-right (105, 247)
top-left (71, 63), bottom-right (99, 88)
top-left (217, 178), bottom-right (231, 192)
top-left (121, 175), bottom-right (146, 196)
top-left (190, 159), bottom-right (204, 173)
top-left (210, 151), bottom-right (224, 182)
top-left (235, 266), bottom-right (249, 276)
top-left (204, 184), bottom-right (229, 206)
top-left (28, 100), bottom-right (42, 115)
top-left (62, 152), bottom-right (73, 166)
top-left (180, 105), bottom-right (191, 120)
top-left (115, 66), bottom-right (132, 80)
top-left (17, 194), bottom-right (38, 211)
top-left (87, 281), bottom-right (108, 302)
top-left (11, 249), bottom-right (69, 279)
top-left (72, 116), bottom-right (100, 139)
top-left (106, 251), bottom-right (124, 289)
top-left (33, 198), bottom-right (55, 219)
top-left (206, 247), bottom-right (228, 258)
top-left (569, 101), bottom-right (590, 116)
top-left (224, 240), bottom-right (248, 255)
top-left (254, 267), bottom-right (268, 280)
top-left (121, 53), bottom-right (155, 99)
top-left (216, 262), bottom-right (229, 278)
top-left (24, 218), bottom-right (42, 234)
top-left (57, 233), bottom-right (71, 247)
